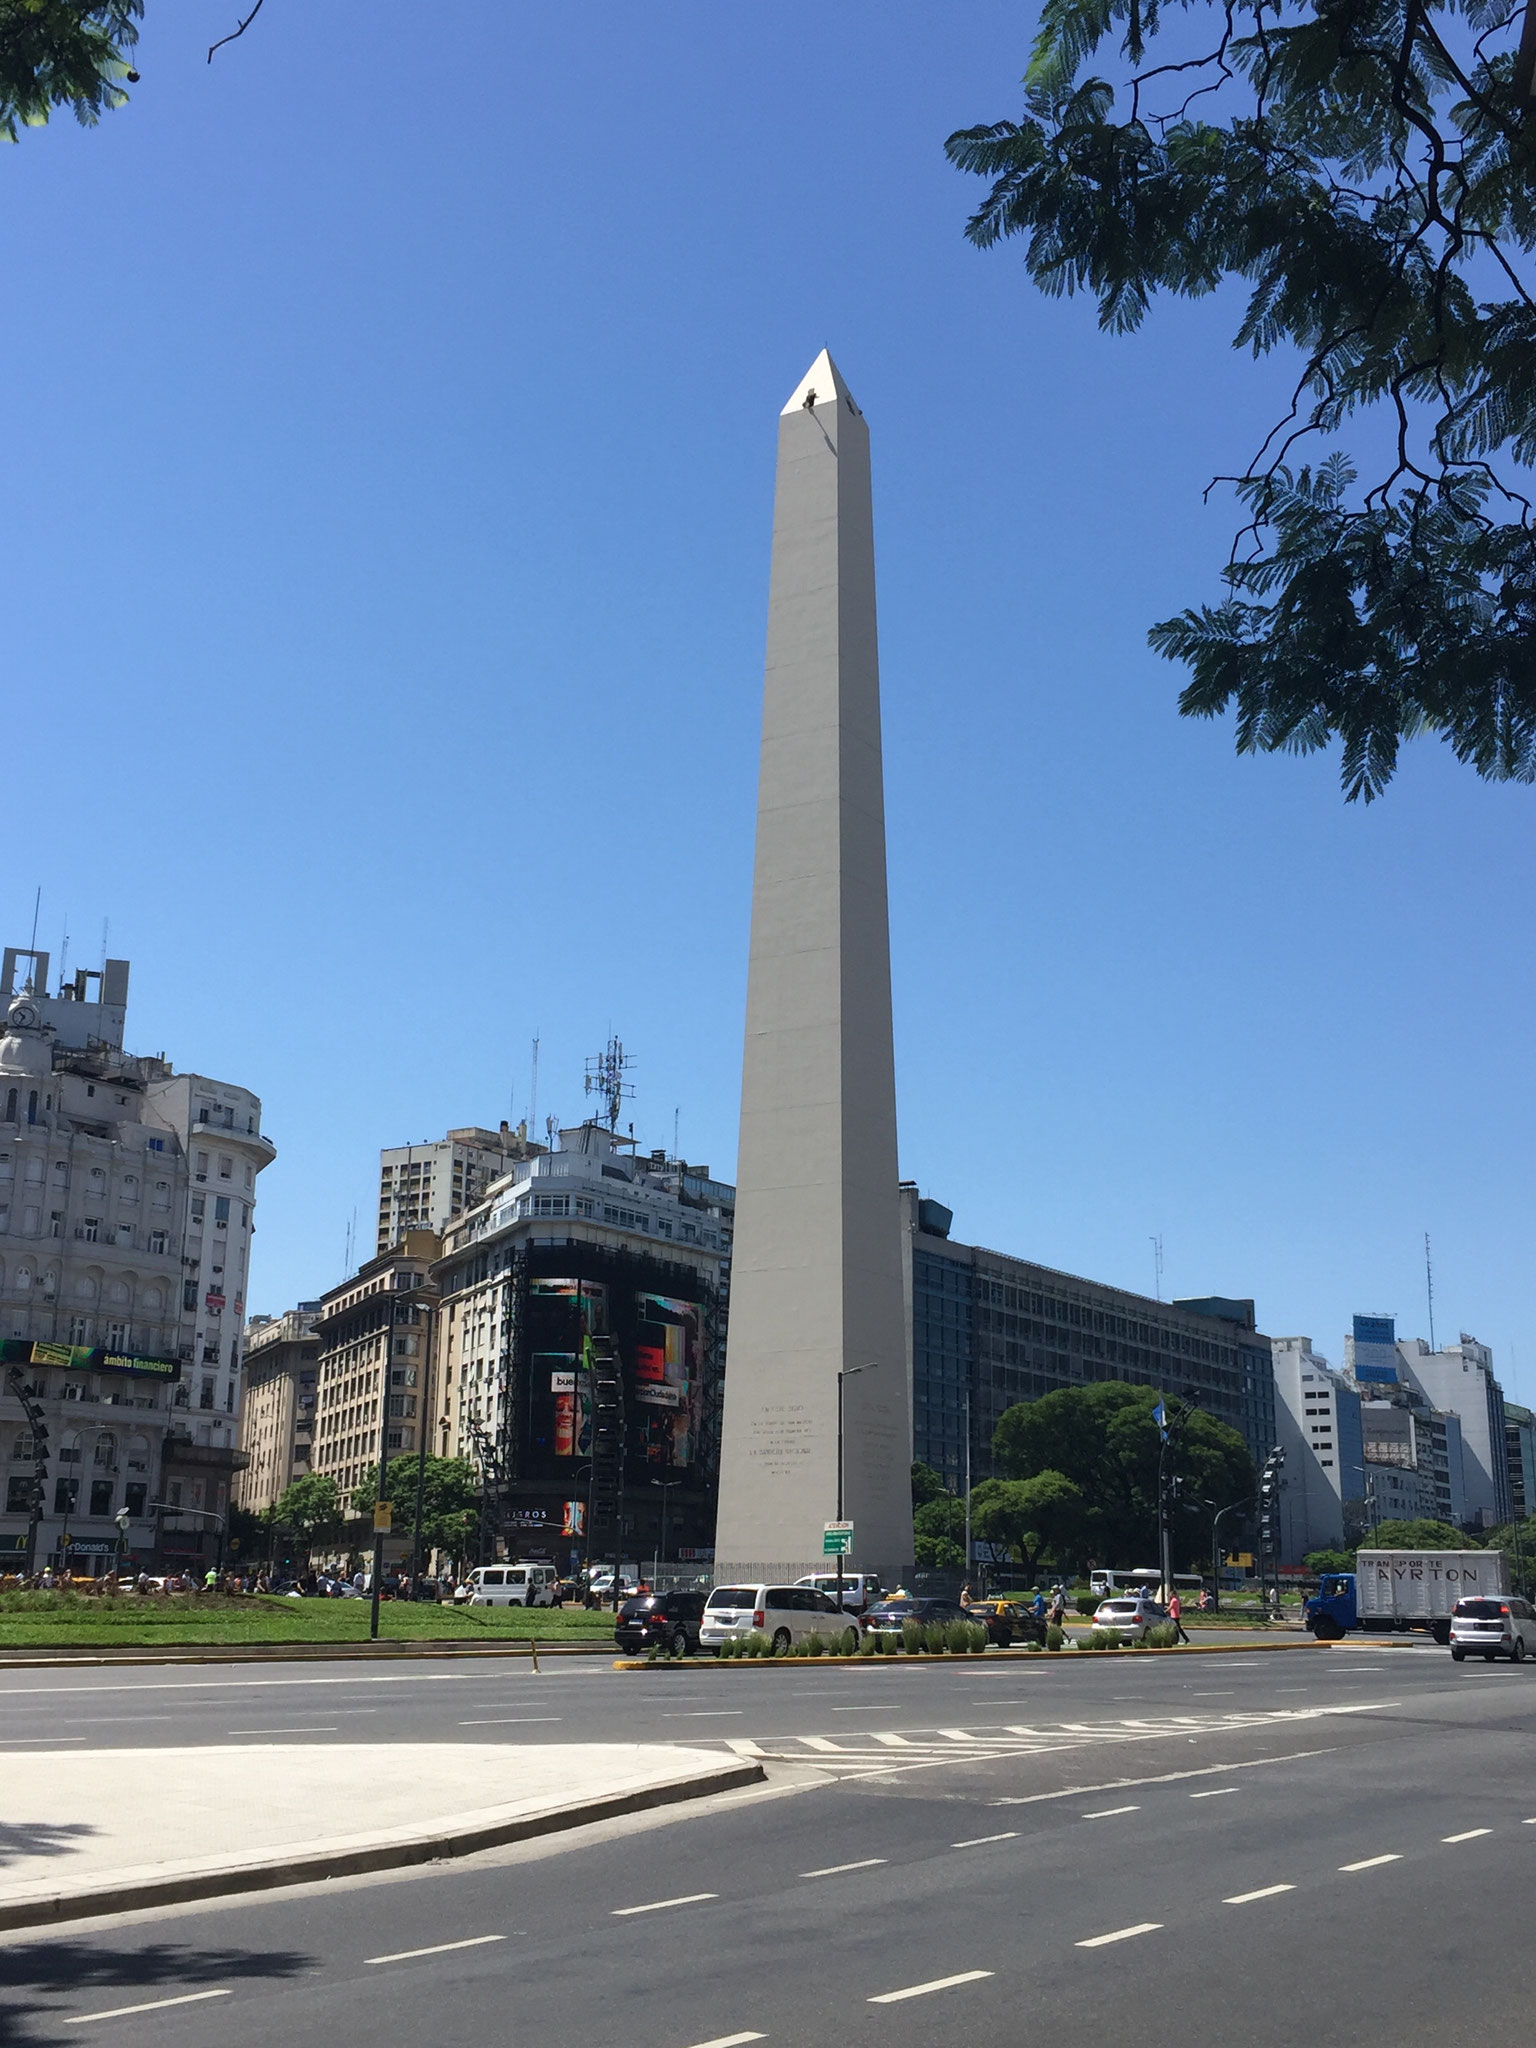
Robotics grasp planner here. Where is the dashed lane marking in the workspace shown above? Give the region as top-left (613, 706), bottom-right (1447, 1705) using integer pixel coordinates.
top-left (367, 1936), bottom-right (506, 1965)
top-left (952, 1832), bottom-right (1019, 1848)
top-left (1340, 1854), bottom-right (1402, 1872)
top-left (612, 1893), bottom-right (719, 1917)
top-left (227, 1726), bottom-right (338, 1735)
top-left (1190, 1788), bottom-right (1239, 1798)
top-left (867, 1970), bottom-right (994, 2003)
top-left (1082, 1806), bottom-right (1140, 1819)
top-left (458, 1717), bottom-right (562, 1726)
top-left (801, 1858), bottom-right (888, 1877)
top-left (1076, 1924), bottom-right (1163, 1948)
top-left (1443, 1829), bottom-right (1493, 1843)
top-left (67, 1991), bottom-right (231, 2024)
top-left (1225, 1884), bottom-right (1296, 1904)
top-left (684, 2036), bottom-right (766, 2048)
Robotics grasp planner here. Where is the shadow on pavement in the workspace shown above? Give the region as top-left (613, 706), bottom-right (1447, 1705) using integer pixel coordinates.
top-left (0, 1823), bottom-right (97, 1870)
top-left (0, 1940), bottom-right (313, 2047)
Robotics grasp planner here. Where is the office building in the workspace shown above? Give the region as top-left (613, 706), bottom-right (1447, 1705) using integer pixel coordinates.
top-left (308, 1232), bottom-right (439, 1507)
top-left (1345, 1314), bottom-right (1509, 1528)
top-left (0, 946), bottom-right (272, 1574)
top-left (1269, 1337), bottom-right (1364, 1559)
top-left (235, 1306), bottom-right (321, 1513)
top-left (901, 1187), bottom-right (1279, 1494)
top-left (715, 350), bottom-right (914, 1588)
top-left (377, 1125), bottom-right (542, 1255)
top-left (1505, 1401), bottom-right (1536, 1521)
top-left (434, 1120), bottom-right (731, 1568)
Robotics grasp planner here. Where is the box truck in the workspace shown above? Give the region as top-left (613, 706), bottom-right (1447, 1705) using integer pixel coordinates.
top-left (1304, 1549), bottom-right (1505, 1644)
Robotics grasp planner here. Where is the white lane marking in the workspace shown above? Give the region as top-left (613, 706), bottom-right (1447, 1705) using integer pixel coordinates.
top-left (0, 1735), bottom-right (86, 1745)
top-left (1443, 1828), bottom-right (1493, 1843)
top-left (458, 1717), bottom-right (562, 1726)
top-left (1225, 1884), bottom-right (1295, 1904)
top-left (1190, 1690), bottom-right (1235, 1696)
top-left (1082, 1805), bottom-right (1140, 1819)
top-left (800, 1736), bottom-right (843, 1753)
top-left (993, 1747), bottom-right (1335, 1808)
top-left (227, 1725), bottom-right (338, 1735)
top-left (1190, 1788), bottom-right (1239, 1799)
top-left (0, 1674), bottom-right (480, 1696)
top-left (833, 1703), bottom-right (902, 1711)
top-left (612, 1892), bottom-right (719, 1916)
top-left (684, 2036), bottom-right (766, 2048)
top-left (664, 1711), bottom-right (745, 1718)
top-left (67, 1991), bottom-right (231, 2024)
top-left (723, 1737), bottom-right (769, 1757)
top-left (938, 1728), bottom-right (981, 1742)
top-left (873, 1733), bottom-right (917, 1747)
top-left (952, 1832), bottom-right (1018, 1848)
top-left (367, 1935), bottom-right (506, 1965)
top-left (801, 1858), bottom-right (888, 1877)
top-left (1076, 1923), bottom-right (1163, 1948)
top-left (868, 1970), bottom-right (993, 2003)
top-left (1341, 1854), bottom-right (1402, 1871)
top-left (1524, 1817), bottom-right (1536, 1825)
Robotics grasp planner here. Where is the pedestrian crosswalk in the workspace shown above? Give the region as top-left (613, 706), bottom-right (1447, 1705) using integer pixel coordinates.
top-left (718, 1700), bottom-right (1392, 1779)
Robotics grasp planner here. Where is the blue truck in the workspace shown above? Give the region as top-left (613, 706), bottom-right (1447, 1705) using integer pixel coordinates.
top-left (1304, 1549), bottom-right (1505, 1645)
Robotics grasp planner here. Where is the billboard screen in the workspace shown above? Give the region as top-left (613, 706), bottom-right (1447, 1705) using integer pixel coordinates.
top-left (524, 1277), bottom-right (705, 1476)
top-left (0, 1337), bottom-right (182, 1383)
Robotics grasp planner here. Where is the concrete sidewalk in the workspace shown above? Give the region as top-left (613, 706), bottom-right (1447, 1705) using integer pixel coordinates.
top-left (0, 1742), bottom-right (763, 1931)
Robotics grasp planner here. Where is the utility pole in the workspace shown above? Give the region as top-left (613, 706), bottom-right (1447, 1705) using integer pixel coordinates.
top-left (963, 1384), bottom-right (973, 1592)
top-left (369, 1291), bottom-right (395, 1642)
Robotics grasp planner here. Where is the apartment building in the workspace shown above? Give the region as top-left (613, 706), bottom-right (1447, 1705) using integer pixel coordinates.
top-left (236, 1306), bottom-right (321, 1513)
top-left (1269, 1337), bottom-right (1365, 1559)
top-left (377, 1126), bottom-right (542, 1254)
top-left (309, 1233), bottom-right (439, 1506)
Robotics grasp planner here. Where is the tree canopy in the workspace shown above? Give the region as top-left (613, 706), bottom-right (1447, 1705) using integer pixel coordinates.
top-left (1368, 1515), bottom-right (1477, 1548)
top-left (350, 1455), bottom-right (480, 1558)
top-left (970, 1469), bottom-right (1087, 1577)
top-left (272, 1472), bottom-right (341, 1546)
top-left (992, 1380), bottom-right (1254, 1568)
top-left (0, 2), bottom-right (141, 144)
top-left (913, 1489), bottom-right (968, 1570)
top-left (948, 0), bottom-right (1536, 801)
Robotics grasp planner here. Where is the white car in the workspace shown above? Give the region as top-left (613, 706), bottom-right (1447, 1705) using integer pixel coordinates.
top-left (793, 1571), bottom-right (884, 1614)
top-left (1449, 1595), bottom-right (1536, 1663)
top-left (1092, 1595), bottom-right (1165, 1643)
top-left (700, 1582), bottom-right (858, 1655)
top-left (455, 1564), bottom-right (558, 1609)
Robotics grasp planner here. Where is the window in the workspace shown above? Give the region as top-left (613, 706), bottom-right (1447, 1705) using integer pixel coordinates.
top-left (77, 1219), bottom-right (101, 1243)
top-left (190, 1195), bottom-right (205, 1223)
top-left (183, 1281), bottom-right (197, 1312)
top-left (93, 1432), bottom-right (116, 1469)
top-left (147, 1137), bottom-right (164, 1152)
top-left (57, 1431), bottom-right (82, 1465)
top-left (122, 1174), bottom-right (138, 1202)
top-left (149, 1229), bottom-right (168, 1255)
top-left (48, 1211), bottom-right (62, 1238)
top-left (199, 1377), bottom-right (215, 1410)
top-left (89, 1479), bottom-right (114, 1517)
top-left (195, 1151), bottom-right (209, 1182)
top-left (214, 1197), bottom-right (230, 1228)
top-left (115, 1225), bottom-right (133, 1247)
top-left (218, 1156), bottom-right (233, 1180)
top-left (53, 1476), bottom-right (78, 1515)
top-left (6, 1476), bottom-right (33, 1513)
top-left (123, 1480), bottom-right (147, 1517)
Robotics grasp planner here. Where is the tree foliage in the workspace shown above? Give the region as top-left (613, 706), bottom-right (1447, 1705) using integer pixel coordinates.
top-left (911, 1460), bottom-right (952, 1509)
top-left (350, 1455), bottom-right (480, 1558)
top-left (970, 1469), bottom-right (1087, 1576)
top-left (0, 1), bottom-right (141, 144)
top-left (913, 1490), bottom-right (968, 1569)
top-left (272, 1472), bottom-right (341, 1546)
top-left (948, 0), bottom-right (1536, 800)
top-left (992, 1380), bottom-right (1254, 1568)
top-left (1303, 1545), bottom-right (1359, 1572)
top-left (1368, 1515), bottom-right (1478, 1548)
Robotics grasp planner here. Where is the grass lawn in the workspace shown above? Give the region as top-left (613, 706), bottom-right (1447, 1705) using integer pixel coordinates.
top-left (0, 1591), bottom-right (620, 1649)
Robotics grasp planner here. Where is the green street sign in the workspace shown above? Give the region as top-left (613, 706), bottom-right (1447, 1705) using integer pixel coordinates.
top-left (823, 1521), bottom-right (853, 1556)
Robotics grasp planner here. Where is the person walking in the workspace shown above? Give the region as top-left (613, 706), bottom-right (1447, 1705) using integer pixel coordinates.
top-left (1167, 1589), bottom-right (1190, 1643)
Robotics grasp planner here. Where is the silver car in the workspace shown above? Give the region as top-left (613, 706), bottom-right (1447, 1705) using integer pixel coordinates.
top-left (1449, 1595), bottom-right (1536, 1663)
top-left (1093, 1595), bottom-right (1165, 1643)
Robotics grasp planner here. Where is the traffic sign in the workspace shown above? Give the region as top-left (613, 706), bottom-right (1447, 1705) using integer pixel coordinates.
top-left (373, 1502), bottom-right (393, 1533)
top-left (823, 1521), bottom-right (853, 1556)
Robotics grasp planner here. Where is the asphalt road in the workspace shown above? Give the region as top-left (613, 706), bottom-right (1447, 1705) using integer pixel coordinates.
top-left (3, 1644), bottom-right (1533, 2047)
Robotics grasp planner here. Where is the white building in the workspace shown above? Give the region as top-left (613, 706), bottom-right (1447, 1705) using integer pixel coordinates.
top-left (1394, 1333), bottom-right (1509, 1527)
top-left (0, 946), bottom-right (273, 1574)
top-left (1270, 1338), bottom-right (1365, 1560)
top-left (376, 1125), bottom-right (542, 1254)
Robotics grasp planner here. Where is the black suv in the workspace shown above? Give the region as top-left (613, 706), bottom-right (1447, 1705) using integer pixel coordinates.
top-left (614, 1592), bottom-right (707, 1656)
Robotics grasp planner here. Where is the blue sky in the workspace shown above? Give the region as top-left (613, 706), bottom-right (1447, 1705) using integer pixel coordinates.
top-left (6, 4), bottom-right (1533, 1398)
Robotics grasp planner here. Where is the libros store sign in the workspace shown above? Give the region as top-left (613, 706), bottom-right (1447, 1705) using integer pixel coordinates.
top-left (0, 1338), bottom-right (182, 1384)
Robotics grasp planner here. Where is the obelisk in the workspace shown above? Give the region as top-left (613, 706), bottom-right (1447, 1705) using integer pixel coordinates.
top-left (714, 351), bottom-right (914, 1586)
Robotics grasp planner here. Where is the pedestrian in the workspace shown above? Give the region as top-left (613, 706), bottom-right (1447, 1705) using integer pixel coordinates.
top-left (1167, 1589), bottom-right (1190, 1643)
top-left (959, 1582), bottom-right (974, 1609)
top-left (1031, 1589), bottom-right (1047, 1621)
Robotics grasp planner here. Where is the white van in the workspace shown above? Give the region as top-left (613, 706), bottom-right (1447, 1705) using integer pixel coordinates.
top-left (794, 1572), bottom-right (884, 1614)
top-left (457, 1564), bottom-right (558, 1609)
top-left (700, 1583), bottom-right (857, 1654)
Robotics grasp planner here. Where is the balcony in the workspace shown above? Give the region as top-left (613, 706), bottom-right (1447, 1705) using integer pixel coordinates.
top-left (162, 1433), bottom-right (250, 1475)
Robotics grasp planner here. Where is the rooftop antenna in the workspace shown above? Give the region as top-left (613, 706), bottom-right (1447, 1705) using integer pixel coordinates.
top-left (57, 912), bottom-right (69, 996)
top-left (27, 887), bottom-right (41, 969)
top-left (100, 919), bottom-right (109, 975)
top-left (673, 1106), bottom-right (680, 1161)
top-left (584, 1034), bottom-right (635, 1132)
top-left (1425, 1232), bottom-right (1437, 1352)
top-left (529, 1032), bottom-right (540, 1139)
top-left (545, 1112), bottom-right (558, 1154)
top-left (1150, 1234), bottom-right (1164, 1302)
top-left (344, 1207), bottom-right (356, 1274)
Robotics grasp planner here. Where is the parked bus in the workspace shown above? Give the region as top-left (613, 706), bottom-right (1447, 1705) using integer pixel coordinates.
top-left (1090, 1568), bottom-right (1205, 1597)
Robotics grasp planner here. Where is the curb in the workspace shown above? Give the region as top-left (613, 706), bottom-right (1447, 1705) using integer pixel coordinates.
top-left (0, 1640), bottom-right (618, 1670)
top-left (613, 1637), bottom-right (1330, 1670)
top-left (0, 1757), bottom-right (766, 1932)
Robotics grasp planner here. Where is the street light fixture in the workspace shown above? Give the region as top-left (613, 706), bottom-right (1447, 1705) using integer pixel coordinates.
top-left (836, 1363), bottom-right (878, 1614)
top-left (650, 1476), bottom-right (683, 1587)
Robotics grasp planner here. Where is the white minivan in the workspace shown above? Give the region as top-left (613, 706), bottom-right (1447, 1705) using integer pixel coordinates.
top-left (700, 1582), bottom-right (858, 1654)
top-left (793, 1572), bottom-right (884, 1614)
top-left (457, 1564), bottom-right (559, 1609)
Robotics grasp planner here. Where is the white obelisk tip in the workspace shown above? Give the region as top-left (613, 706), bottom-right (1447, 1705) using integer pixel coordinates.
top-left (781, 348), bottom-right (859, 416)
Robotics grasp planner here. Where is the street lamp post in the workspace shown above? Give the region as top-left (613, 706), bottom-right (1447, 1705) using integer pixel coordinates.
top-left (650, 1477), bottom-right (682, 1587)
top-left (1208, 1495), bottom-right (1252, 1613)
top-left (370, 1295), bottom-right (396, 1643)
top-left (1155, 1392), bottom-right (1200, 1602)
top-left (836, 1363), bottom-right (877, 1613)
